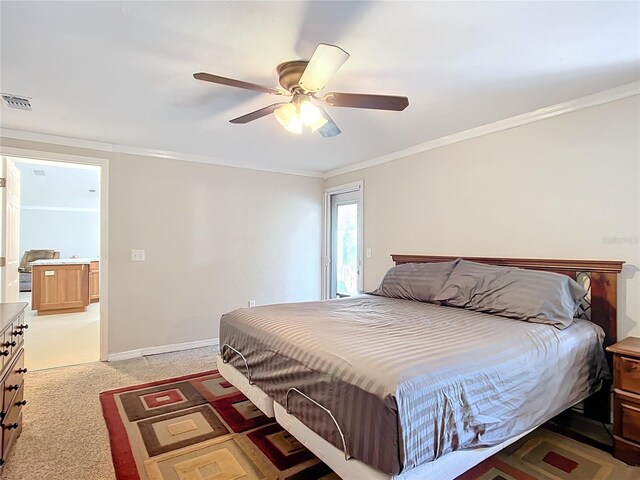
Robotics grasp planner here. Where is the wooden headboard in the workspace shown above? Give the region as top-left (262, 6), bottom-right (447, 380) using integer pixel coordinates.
top-left (392, 254), bottom-right (625, 422)
top-left (391, 254), bottom-right (625, 348)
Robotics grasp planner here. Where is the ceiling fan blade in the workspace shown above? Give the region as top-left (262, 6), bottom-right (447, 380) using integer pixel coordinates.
top-left (229, 103), bottom-right (288, 124)
top-left (193, 72), bottom-right (286, 96)
top-left (299, 44), bottom-right (350, 93)
top-left (322, 92), bottom-right (409, 111)
top-left (316, 106), bottom-right (341, 137)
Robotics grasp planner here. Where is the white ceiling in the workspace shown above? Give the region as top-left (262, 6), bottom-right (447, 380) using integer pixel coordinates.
top-left (1, 1), bottom-right (638, 175)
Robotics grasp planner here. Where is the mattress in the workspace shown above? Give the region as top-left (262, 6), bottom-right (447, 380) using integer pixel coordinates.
top-left (219, 295), bottom-right (607, 475)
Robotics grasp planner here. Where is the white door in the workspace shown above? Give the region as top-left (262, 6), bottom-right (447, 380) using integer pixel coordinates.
top-left (325, 183), bottom-right (363, 299)
top-left (1, 157), bottom-right (21, 303)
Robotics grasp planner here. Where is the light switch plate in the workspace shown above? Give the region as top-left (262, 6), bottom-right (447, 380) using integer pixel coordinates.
top-left (366, 248), bottom-right (372, 259)
top-left (131, 249), bottom-right (145, 262)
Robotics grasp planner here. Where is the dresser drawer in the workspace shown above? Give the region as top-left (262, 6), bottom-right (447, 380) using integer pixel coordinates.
top-left (0, 332), bottom-right (11, 372)
top-left (1, 330), bottom-right (17, 356)
top-left (3, 324), bottom-right (25, 366)
top-left (621, 400), bottom-right (640, 443)
top-left (615, 356), bottom-right (640, 393)
top-left (0, 303), bottom-right (27, 474)
top-left (1, 386), bottom-right (23, 464)
top-left (2, 349), bottom-right (25, 410)
top-left (1, 323), bottom-right (20, 354)
top-left (10, 313), bottom-right (26, 349)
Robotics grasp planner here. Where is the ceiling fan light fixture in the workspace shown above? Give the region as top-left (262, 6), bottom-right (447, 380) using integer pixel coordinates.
top-left (195, 42), bottom-right (409, 138)
top-left (309, 112), bottom-right (328, 132)
top-left (274, 103), bottom-right (302, 134)
top-left (299, 100), bottom-right (322, 126)
top-left (274, 99), bottom-right (327, 134)
top-left (284, 117), bottom-right (303, 134)
top-left (274, 103), bottom-right (295, 125)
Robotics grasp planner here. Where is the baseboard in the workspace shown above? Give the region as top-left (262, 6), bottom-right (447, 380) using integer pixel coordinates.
top-left (107, 349), bottom-right (144, 362)
top-left (107, 338), bottom-right (219, 362)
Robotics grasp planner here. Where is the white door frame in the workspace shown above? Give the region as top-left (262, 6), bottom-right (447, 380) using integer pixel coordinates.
top-left (0, 145), bottom-right (110, 361)
top-left (322, 181), bottom-right (363, 300)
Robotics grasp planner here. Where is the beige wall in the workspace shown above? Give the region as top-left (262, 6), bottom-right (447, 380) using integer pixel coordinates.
top-left (0, 138), bottom-right (324, 354)
top-left (1, 94), bottom-right (638, 353)
top-left (327, 96), bottom-right (640, 339)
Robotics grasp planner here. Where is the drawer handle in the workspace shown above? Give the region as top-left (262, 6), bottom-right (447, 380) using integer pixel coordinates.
top-left (16, 325), bottom-right (28, 330)
top-left (0, 411), bottom-right (5, 420)
top-left (2, 341), bottom-right (16, 348)
top-left (2, 423), bottom-right (18, 430)
top-left (0, 350), bottom-right (8, 357)
top-left (17, 368), bottom-right (27, 374)
top-left (6, 384), bottom-right (19, 392)
top-left (12, 330), bottom-right (23, 336)
top-left (15, 400), bottom-right (27, 407)
top-left (0, 458), bottom-right (4, 466)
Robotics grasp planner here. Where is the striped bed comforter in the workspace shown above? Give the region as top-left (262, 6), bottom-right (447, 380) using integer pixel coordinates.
top-left (219, 295), bottom-right (607, 476)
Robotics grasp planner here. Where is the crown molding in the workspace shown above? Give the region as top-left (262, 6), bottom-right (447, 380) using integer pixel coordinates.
top-left (2, 81), bottom-right (637, 180)
top-left (0, 129), bottom-right (325, 178)
top-left (323, 81), bottom-right (640, 178)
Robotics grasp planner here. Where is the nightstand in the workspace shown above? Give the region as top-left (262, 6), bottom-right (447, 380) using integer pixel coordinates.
top-left (607, 337), bottom-right (640, 465)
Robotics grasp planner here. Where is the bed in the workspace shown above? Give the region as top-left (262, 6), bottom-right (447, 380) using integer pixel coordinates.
top-left (216, 255), bottom-right (624, 479)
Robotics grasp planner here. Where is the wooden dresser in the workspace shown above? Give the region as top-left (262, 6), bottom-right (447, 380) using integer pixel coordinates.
top-left (0, 302), bottom-right (28, 474)
top-left (607, 337), bottom-right (640, 466)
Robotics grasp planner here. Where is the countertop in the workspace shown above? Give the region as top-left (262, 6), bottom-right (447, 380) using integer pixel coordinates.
top-left (30, 258), bottom-right (99, 266)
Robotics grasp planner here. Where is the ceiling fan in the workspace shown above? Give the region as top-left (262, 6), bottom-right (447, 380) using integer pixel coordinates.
top-left (193, 43), bottom-right (409, 137)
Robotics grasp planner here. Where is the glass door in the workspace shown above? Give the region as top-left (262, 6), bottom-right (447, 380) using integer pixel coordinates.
top-left (329, 190), bottom-right (362, 298)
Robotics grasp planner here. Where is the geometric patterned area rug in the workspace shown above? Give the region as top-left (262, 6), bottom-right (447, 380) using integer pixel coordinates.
top-left (457, 428), bottom-right (639, 480)
top-left (101, 370), bottom-right (638, 480)
top-left (99, 370), bottom-right (339, 480)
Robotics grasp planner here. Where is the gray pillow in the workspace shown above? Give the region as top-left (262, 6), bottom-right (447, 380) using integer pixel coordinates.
top-left (433, 260), bottom-right (587, 329)
top-left (370, 259), bottom-right (459, 303)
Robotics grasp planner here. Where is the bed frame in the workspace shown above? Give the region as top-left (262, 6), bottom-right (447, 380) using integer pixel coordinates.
top-left (218, 254), bottom-right (624, 479)
top-left (392, 254), bottom-right (625, 422)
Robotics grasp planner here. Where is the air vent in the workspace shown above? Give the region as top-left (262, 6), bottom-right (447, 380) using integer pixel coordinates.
top-left (2, 95), bottom-right (31, 111)
top-left (33, 169), bottom-right (45, 176)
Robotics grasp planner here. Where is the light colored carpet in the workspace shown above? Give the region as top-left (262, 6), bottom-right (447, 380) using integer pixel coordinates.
top-left (19, 291), bottom-right (101, 371)
top-left (2, 346), bottom-right (217, 480)
top-left (6, 346), bottom-right (627, 480)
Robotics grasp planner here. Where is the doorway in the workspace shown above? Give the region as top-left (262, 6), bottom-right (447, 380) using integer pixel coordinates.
top-left (323, 181), bottom-right (363, 299)
top-left (1, 156), bottom-right (102, 370)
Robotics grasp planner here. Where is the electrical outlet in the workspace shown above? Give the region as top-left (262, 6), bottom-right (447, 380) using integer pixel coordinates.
top-left (131, 249), bottom-right (145, 262)
top-left (248, 300), bottom-right (256, 308)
